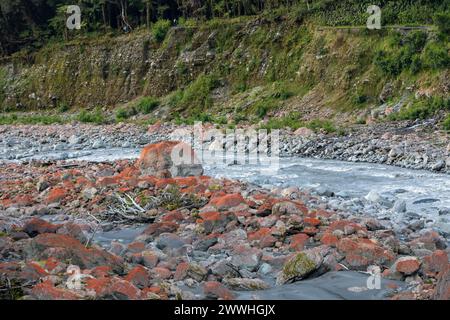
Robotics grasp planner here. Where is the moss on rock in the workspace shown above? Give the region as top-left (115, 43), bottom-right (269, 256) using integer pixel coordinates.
top-left (276, 251), bottom-right (320, 285)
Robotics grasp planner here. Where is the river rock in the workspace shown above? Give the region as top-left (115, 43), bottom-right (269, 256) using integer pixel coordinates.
top-left (276, 248), bottom-right (324, 285)
top-left (82, 187), bottom-right (98, 200)
top-left (392, 256), bottom-right (421, 276)
top-left (204, 281), bottom-right (235, 300)
top-left (294, 127), bottom-right (315, 138)
top-left (26, 233), bottom-right (124, 272)
top-left (393, 200), bottom-right (407, 213)
top-left (433, 266), bottom-right (450, 300)
top-left (223, 278), bottom-right (270, 291)
top-left (431, 160), bottom-right (445, 171)
top-left (136, 141), bottom-right (204, 178)
top-left (68, 135), bottom-right (82, 145)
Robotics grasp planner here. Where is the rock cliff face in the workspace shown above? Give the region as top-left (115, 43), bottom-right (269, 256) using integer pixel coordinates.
top-left (0, 18), bottom-right (448, 123)
top-left (1, 27), bottom-right (202, 109)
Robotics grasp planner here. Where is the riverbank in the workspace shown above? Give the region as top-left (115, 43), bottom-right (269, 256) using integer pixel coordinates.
top-left (0, 141), bottom-right (449, 300)
top-left (1, 120), bottom-right (449, 173)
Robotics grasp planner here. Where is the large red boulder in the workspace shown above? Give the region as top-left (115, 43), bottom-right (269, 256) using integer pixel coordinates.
top-left (136, 141), bottom-right (203, 178)
top-left (31, 280), bottom-right (81, 300)
top-left (433, 265), bottom-right (450, 300)
top-left (204, 281), bottom-right (235, 300)
top-left (209, 193), bottom-right (247, 211)
top-left (26, 233), bottom-right (124, 273)
top-left (22, 218), bottom-right (60, 237)
top-left (336, 237), bottom-right (395, 270)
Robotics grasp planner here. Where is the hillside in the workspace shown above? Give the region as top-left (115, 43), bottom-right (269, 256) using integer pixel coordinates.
top-left (0, 1), bottom-right (449, 130)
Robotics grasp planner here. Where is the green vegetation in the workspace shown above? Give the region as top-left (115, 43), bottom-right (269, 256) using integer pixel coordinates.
top-left (170, 74), bottom-right (219, 113)
top-left (135, 96), bottom-right (160, 114)
top-left (114, 96), bottom-right (160, 122)
top-left (259, 112), bottom-right (337, 133)
top-left (0, 114), bottom-right (64, 125)
top-left (434, 12), bottom-right (450, 36)
top-left (2, 0), bottom-right (448, 56)
top-left (152, 20), bottom-right (171, 43)
top-left (115, 107), bottom-right (135, 121)
top-left (443, 115), bottom-right (450, 132)
top-left (1, 1), bottom-right (449, 130)
top-left (307, 119), bottom-right (336, 133)
top-left (173, 112), bottom-right (227, 126)
top-left (390, 97), bottom-right (450, 121)
top-left (76, 109), bottom-right (106, 124)
top-left (58, 103), bottom-right (70, 113)
top-left (374, 29), bottom-right (448, 77)
top-left (422, 42), bottom-right (450, 69)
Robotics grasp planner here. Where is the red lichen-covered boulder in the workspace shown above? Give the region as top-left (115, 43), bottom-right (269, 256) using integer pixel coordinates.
top-left (136, 141), bottom-right (203, 178)
top-left (422, 250), bottom-right (449, 277)
top-left (31, 280), bottom-right (81, 300)
top-left (22, 218), bottom-right (60, 237)
top-left (199, 211), bottom-right (236, 234)
top-left (141, 222), bottom-right (179, 237)
top-left (124, 265), bottom-right (151, 289)
top-left (393, 256), bottom-right (421, 276)
top-left (433, 265), bottom-right (450, 300)
top-left (336, 237), bottom-right (395, 270)
top-left (26, 233), bottom-right (124, 273)
top-left (204, 281), bottom-right (235, 300)
top-left (208, 193), bottom-right (247, 211)
top-left (45, 187), bottom-right (68, 204)
top-left (86, 277), bottom-right (142, 300)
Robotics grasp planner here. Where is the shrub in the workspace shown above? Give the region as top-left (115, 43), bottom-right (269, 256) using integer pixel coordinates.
top-left (270, 82), bottom-right (295, 100)
top-left (136, 96), bottom-right (159, 114)
top-left (253, 98), bottom-right (279, 119)
top-left (76, 108), bottom-right (106, 124)
top-left (391, 97), bottom-right (450, 121)
top-left (115, 107), bottom-right (131, 121)
top-left (443, 115), bottom-right (450, 132)
top-left (177, 74), bottom-right (219, 109)
top-left (374, 50), bottom-right (401, 76)
top-left (422, 42), bottom-right (450, 69)
top-left (255, 102), bottom-right (270, 119)
top-left (404, 31), bottom-right (428, 52)
top-left (434, 12), bottom-right (450, 35)
top-left (152, 20), bottom-right (171, 43)
top-left (0, 114), bottom-right (64, 125)
top-left (307, 119), bottom-right (336, 133)
top-left (410, 55), bottom-right (422, 74)
top-left (58, 103), bottom-right (70, 113)
top-left (353, 94), bottom-right (368, 105)
top-left (259, 112), bottom-right (302, 130)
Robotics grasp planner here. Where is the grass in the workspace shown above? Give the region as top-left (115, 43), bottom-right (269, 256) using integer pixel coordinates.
top-left (152, 20), bottom-right (171, 43)
top-left (259, 112), bottom-right (338, 133)
top-left (115, 96), bottom-right (160, 122)
top-left (135, 96), bottom-right (160, 114)
top-left (76, 108), bottom-right (106, 124)
top-left (389, 97), bottom-right (450, 121)
top-left (115, 107), bottom-right (134, 121)
top-left (443, 115), bottom-right (450, 132)
top-left (170, 74), bottom-right (219, 114)
top-left (173, 112), bottom-right (227, 126)
top-left (0, 114), bottom-right (65, 125)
